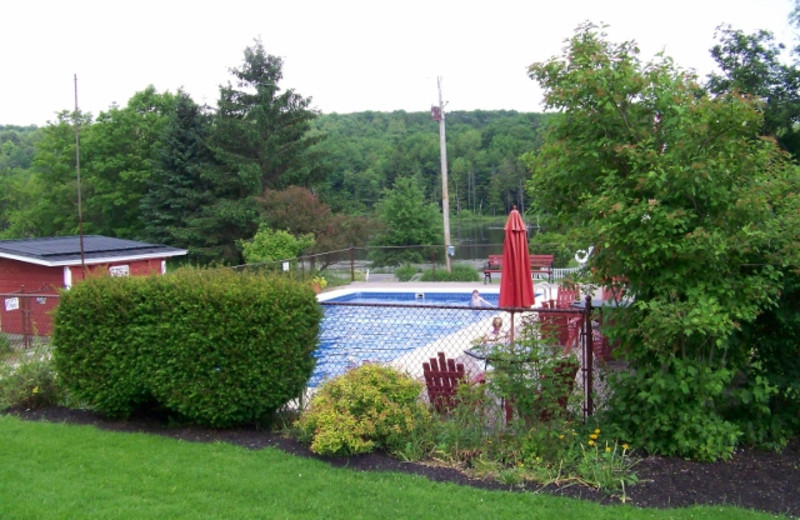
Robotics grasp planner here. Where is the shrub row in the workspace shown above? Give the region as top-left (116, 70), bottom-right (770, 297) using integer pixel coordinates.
top-left (53, 268), bottom-right (322, 427)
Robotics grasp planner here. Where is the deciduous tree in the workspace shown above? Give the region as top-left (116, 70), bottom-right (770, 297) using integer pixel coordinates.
top-left (525, 23), bottom-right (800, 459)
top-left (369, 175), bottom-right (443, 266)
top-left (707, 25), bottom-right (800, 159)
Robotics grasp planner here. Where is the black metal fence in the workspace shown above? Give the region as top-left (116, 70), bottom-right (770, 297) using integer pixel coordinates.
top-left (235, 244), bottom-right (583, 284)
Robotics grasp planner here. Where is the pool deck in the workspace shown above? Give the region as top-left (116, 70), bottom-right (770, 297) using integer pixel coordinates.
top-left (318, 275), bottom-right (582, 306)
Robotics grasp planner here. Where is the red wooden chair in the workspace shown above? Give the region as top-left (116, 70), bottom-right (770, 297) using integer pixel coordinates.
top-left (422, 352), bottom-right (466, 413)
top-left (556, 287), bottom-right (580, 309)
top-left (592, 328), bottom-right (613, 362)
top-left (539, 301), bottom-right (582, 354)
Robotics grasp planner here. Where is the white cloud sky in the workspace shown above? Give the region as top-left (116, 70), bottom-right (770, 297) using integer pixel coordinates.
top-left (1, 0), bottom-right (796, 127)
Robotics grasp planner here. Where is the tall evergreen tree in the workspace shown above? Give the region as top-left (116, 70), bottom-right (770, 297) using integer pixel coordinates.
top-left (142, 91), bottom-right (258, 264)
top-left (212, 40), bottom-right (323, 191)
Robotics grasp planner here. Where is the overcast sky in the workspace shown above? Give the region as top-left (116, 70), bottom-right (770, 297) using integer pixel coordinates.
top-left (2, 0), bottom-right (796, 127)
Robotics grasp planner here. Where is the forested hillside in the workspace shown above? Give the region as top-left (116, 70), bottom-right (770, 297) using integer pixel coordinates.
top-left (309, 110), bottom-right (554, 216)
top-left (0, 83), bottom-right (550, 265)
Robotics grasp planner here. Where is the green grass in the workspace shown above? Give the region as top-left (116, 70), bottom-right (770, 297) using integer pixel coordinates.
top-left (0, 416), bottom-right (783, 520)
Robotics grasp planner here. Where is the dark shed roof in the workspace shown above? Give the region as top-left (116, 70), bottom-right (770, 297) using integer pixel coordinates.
top-left (0, 236), bottom-right (187, 267)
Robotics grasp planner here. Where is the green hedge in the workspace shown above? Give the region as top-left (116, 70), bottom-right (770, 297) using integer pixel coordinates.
top-left (53, 268), bottom-right (322, 427)
top-left (419, 263), bottom-right (480, 282)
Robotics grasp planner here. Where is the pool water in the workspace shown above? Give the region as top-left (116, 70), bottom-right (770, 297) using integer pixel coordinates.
top-left (312, 292), bottom-right (499, 387)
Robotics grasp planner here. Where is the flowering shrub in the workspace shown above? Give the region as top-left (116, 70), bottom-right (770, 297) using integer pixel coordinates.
top-left (0, 345), bottom-right (61, 411)
top-left (311, 276), bottom-right (328, 290)
top-left (294, 364), bottom-right (431, 456)
top-left (411, 316), bottom-right (638, 497)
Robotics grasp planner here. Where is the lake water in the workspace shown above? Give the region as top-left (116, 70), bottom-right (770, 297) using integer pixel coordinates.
top-left (448, 219), bottom-right (540, 261)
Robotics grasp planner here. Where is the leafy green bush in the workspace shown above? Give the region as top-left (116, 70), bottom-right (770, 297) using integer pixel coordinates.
top-left (528, 231), bottom-right (577, 268)
top-left (394, 263), bottom-right (418, 282)
top-left (294, 364), bottom-right (430, 456)
top-left (0, 334), bottom-right (11, 358)
top-left (725, 272), bottom-right (800, 446)
top-left (525, 23), bottom-right (800, 461)
top-left (601, 356), bottom-right (742, 461)
top-left (378, 316), bottom-right (640, 496)
top-left (240, 224), bottom-right (315, 264)
top-left (420, 263), bottom-right (480, 282)
top-left (0, 346), bottom-right (61, 411)
top-left (53, 268), bottom-right (322, 427)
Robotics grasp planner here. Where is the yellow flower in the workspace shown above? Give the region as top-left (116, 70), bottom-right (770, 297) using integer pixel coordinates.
top-left (588, 440), bottom-right (595, 446)
top-left (589, 433), bottom-right (598, 440)
top-left (32, 386), bottom-right (39, 394)
top-left (605, 446), bottom-right (611, 453)
top-left (622, 443), bottom-right (630, 450)
top-left (594, 428), bottom-right (601, 434)
top-left (559, 434), bottom-right (565, 440)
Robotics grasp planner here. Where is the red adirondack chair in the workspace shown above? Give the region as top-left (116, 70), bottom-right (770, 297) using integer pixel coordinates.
top-left (422, 352), bottom-right (466, 413)
top-left (539, 300), bottom-right (582, 354)
top-left (556, 287), bottom-right (580, 309)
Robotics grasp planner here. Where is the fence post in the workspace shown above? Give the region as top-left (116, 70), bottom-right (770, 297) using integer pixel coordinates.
top-left (350, 247), bottom-right (355, 282)
top-left (583, 295), bottom-right (594, 420)
top-left (20, 285), bottom-right (31, 349)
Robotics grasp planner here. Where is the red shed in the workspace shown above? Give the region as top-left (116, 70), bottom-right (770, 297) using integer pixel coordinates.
top-left (0, 235), bottom-right (187, 337)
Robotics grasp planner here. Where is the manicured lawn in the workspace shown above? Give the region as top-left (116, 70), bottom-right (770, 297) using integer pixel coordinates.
top-left (0, 416), bottom-right (782, 519)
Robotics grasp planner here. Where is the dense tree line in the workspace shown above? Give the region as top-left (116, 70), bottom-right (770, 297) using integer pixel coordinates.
top-left (309, 110), bottom-right (553, 216)
top-left (3, 19), bottom-right (800, 269)
top-left (0, 41), bottom-right (332, 264)
top-left (0, 54), bottom-right (552, 265)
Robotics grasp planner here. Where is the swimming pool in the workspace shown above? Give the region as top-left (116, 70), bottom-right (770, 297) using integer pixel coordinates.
top-left (312, 291), bottom-right (500, 387)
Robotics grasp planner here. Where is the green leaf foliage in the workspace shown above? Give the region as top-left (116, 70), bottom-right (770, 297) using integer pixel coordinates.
top-left (528, 230), bottom-right (579, 268)
top-left (369, 175), bottom-right (444, 266)
top-left (212, 39), bottom-right (321, 191)
top-left (419, 263), bottom-right (480, 282)
top-left (240, 223), bottom-right (315, 264)
top-left (52, 268), bottom-right (322, 427)
top-left (526, 23), bottom-right (800, 458)
top-left (294, 364), bottom-right (430, 456)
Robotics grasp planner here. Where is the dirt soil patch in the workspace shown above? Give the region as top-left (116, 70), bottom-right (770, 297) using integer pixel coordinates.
top-left (6, 406), bottom-right (799, 518)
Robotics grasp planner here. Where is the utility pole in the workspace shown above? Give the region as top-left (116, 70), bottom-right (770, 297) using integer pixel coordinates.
top-left (74, 74), bottom-right (86, 276)
top-left (432, 76), bottom-right (452, 272)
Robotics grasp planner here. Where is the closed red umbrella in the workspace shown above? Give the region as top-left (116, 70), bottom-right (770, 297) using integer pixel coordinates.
top-left (499, 206), bottom-right (534, 308)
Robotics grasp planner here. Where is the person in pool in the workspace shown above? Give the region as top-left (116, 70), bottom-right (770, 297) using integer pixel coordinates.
top-left (470, 289), bottom-right (494, 308)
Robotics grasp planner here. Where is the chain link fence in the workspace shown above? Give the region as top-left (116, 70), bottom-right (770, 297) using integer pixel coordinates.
top-left (2, 246), bottom-right (605, 418)
top-left (235, 244), bottom-right (584, 284)
top-left (0, 286), bottom-right (59, 349)
top-left (317, 297), bottom-right (602, 419)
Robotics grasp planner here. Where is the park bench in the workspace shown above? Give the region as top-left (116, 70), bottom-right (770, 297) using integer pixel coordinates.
top-left (483, 254), bottom-right (554, 284)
